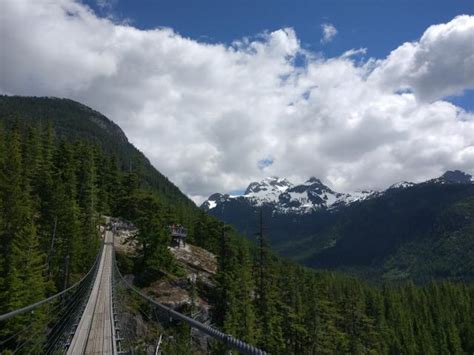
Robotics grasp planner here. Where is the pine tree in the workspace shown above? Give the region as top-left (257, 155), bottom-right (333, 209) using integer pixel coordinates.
top-left (233, 239), bottom-right (257, 344)
top-left (48, 180), bottom-right (81, 287)
top-left (103, 155), bottom-right (121, 214)
top-left (0, 122), bottom-right (5, 302)
top-left (279, 265), bottom-right (308, 354)
top-left (75, 143), bottom-right (99, 272)
top-left (35, 123), bottom-right (55, 253)
top-left (254, 211), bottom-right (284, 353)
top-left (0, 128), bottom-right (47, 349)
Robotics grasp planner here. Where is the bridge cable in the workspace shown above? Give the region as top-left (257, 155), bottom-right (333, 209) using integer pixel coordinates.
top-left (113, 250), bottom-right (267, 355)
top-left (0, 242), bottom-right (103, 322)
top-left (0, 242), bottom-right (104, 353)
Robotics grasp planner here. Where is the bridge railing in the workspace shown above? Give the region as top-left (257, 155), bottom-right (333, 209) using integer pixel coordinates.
top-left (0, 243), bottom-right (103, 354)
top-left (113, 250), bottom-right (267, 355)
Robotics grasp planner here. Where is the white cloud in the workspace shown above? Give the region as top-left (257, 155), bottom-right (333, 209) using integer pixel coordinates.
top-left (371, 15), bottom-right (474, 101)
top-left (96, 0), bottom-right (117, 12)
top-left (321, 23), bottom-right (338, 44)
top-left (1, 1), bottom-right (474, 204)
top-left (341, 48), bottom-right (367, 58)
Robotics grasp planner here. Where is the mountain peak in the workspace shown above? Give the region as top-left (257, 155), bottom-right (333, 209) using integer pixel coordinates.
top-left (264, 176), bottom-right (291, 185)
top-left (204, 174), bottom-right (381, 214)
top-left (440, 170), bottom-right (472, 184)
top-left (245, 177), bottom-right (292, 195)
top-left (389, 181), bottom-right (415, 189)
top-left (304, 177), bottom-right (324, 185)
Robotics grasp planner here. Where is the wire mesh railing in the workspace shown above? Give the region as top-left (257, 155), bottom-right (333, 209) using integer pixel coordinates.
top-left (1, 234), bottom-right (268, 354)
top-left (112, 249), bottom-right (267, 355)
top-left (0, 243), bottom-right (103, 354)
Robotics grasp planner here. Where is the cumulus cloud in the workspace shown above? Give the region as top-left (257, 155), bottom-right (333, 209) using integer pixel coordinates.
top-left (321, 23), bottom-right (338, 44)
top-left (1, 1), bottom-right (474, 204)
top-left (371, 15), bottom-right (474, 101)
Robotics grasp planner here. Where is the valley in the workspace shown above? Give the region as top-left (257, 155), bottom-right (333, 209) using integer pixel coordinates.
top-left (202, 171), bottom-right (474, 282)
top-left (0, 96), bottom-right (472, 354)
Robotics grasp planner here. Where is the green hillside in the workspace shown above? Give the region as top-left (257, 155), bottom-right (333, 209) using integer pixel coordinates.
top-left (282, 183), bottom-right (474, 282)
top-left (0, 96), bottom-right (472, 354)
top-left (206, 176), bottom-right (474, 283)
top-left (0, 95), bottom-right (194, 210)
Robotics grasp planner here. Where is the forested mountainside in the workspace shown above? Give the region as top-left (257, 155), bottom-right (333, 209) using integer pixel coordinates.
top-left (0, 95), bottom-right (195, 211)
top-left (204, 173), bottom-right (474, 282)
top-left (0, 96), bottom-right (473, 354)
top-left (296, 182), bottom-right (474, 282)
top-left (0, 102), bottom-right (222, 351)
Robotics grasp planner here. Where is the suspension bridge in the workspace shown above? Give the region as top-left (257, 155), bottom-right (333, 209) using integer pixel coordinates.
top-left (0, 228), bottom-right (266, 354)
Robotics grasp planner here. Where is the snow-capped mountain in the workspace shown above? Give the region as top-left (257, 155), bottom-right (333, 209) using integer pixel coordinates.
top-left (388, 181), bottom-right (416, 189)
top-left (245, 177), bottom-right (293, 205)
top-left (428, 170), bottom-right (473, 185)
top-left (201, 171), bottom-right (474, 281)
top-left (201, 176), bottom-right (378, 214)
top-left (201, 170), bottom-right (473, 215)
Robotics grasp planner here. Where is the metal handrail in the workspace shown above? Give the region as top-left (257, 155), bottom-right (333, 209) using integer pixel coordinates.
top-left (0, 242), bottom-right (104, 322)
top-left (113, 250), bottom-right (267, 355)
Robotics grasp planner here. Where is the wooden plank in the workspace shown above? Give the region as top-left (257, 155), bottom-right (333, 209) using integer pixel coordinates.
top-left (68, 231), bottom-right (116, 354)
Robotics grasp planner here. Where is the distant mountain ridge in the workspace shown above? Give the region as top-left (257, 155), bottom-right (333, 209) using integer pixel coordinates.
top-left (202, 176), bottom-right (377, 214)
top-left (202, 170), bottom-right (474, 282)
top-left (202, 170), bottom-right (472, 215)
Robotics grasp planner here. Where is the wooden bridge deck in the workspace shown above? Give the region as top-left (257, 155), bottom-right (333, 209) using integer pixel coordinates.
top-left (68, 230), bottom-right (116, 354)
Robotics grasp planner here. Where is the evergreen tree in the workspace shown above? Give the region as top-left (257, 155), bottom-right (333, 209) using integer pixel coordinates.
top-left (0, 128), bottom-right (47, 349)
top-left (75, 143), bottom-right (99, 272)
top-left (254, 211), bottom-right (284, 353)
top-left (35, 123), bottom-right (55, 253)
top-left (0, 112), bottom-right (473, 354)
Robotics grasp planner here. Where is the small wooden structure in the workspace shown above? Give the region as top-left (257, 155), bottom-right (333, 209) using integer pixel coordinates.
top-left (170, 224), bottom-right (187, 248)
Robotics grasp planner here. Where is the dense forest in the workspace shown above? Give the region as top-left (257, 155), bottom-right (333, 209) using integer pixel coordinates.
top-left (206, 175), bottom-right (474, 283)
top-left (0, 97), bottom-right (473, 354)
top-left (292, 183), bottom-right (474, 282)
top-left (0, 121), bottom-right (105, 348)
top-left (213, 234), bottom-right (474, 354)
top-left (0, 117), bottom-right (210, 352)
top-left (0, 96), bottom-right (196, 212)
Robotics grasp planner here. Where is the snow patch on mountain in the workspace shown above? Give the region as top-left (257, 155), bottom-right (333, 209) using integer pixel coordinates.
top-left (202, 176), bottom-right (379, 214)
top-left (245, 177), bottom-right (293, 206)
top-left (389, 181), bottom-right (415, 189)
top-left (201, 170), bottom-right (473, 215)
top-left (334, 190), bottom-right (378, 206)
top-left (201, 192), bottom-right (229, 211)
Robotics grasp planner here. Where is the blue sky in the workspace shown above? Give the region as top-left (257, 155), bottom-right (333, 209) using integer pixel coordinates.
top-left (84, 0), bottom-right (474, 109)
top-left (85, 0), bottom-right (472, 56)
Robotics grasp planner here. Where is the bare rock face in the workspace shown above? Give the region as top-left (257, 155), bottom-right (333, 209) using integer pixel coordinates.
top-left (111, 216), bottom-right (217, 338)
top-left (145, 279), bottom-right (192, 308)
top-left (144, 244), bottom-right (217, 317)
top-left (170, 244), bottom-right (217, 275)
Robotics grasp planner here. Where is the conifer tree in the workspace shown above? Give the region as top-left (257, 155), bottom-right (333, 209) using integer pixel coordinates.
top-left (254, 211), bottom-right (284, 353)
top-left (233, 239), bottom-right (256, 343)
top-left (35, 123), bottom-right (55, 252)
top-left (75, 143), bottom-right (99, 272)
top-left (0, 128), bottom-right (46, 348)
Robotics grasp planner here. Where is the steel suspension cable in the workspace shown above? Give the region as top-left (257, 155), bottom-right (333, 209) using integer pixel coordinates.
top-left (0, 242), bottom-right (104, 322)
top-left (0, 242), bottom-right (104, 354)
top-left (113, 250), bottom-right (267, 355)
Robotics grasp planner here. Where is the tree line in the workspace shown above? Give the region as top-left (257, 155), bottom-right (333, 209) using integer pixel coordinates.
top-left (0, 119), bottom-right (473, 354)
top-left (0, 120), bottom-right (193, 351)
top-left (208, 217), bottom-right (474, 354)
